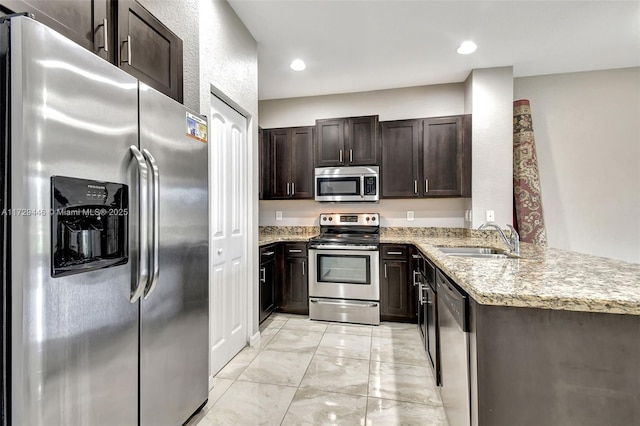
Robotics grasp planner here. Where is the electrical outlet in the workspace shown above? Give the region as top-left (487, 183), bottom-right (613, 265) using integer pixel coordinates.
top-left (407, 211), bottom-right (414, 221)
top-left (275, 211), bottom-right (283, 221)
top-left (485, 210), bottom-right (495, 222)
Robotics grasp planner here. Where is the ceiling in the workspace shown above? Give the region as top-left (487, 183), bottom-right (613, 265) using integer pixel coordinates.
top-left (228, 0), bottom-right (640, 101)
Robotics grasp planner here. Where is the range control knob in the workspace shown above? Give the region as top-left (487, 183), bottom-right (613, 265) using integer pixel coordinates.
top-left (322, 217), bottom-right (327, 221)
top-left (366, 216), bottom-right (370, 221)
top-left (371, 216), bottom-right (376, 221)
top-left (328, 217), bottom-right (333, 221)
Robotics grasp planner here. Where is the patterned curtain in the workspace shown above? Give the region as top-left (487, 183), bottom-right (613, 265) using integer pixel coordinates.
top-left (513, 99), bottom-right (547, 245)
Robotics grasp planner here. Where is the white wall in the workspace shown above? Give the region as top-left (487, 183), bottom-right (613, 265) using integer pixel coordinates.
top-left (514, 68), bottom-right (640, 263)
top-left (259, 83), bottom-right (464, 127)
top-left (259, 83), bottom-right (468, 227)
top-left (465, 67), bottom-right (514, 228)
top-left (199, 1), bottom-right (258, 119)
top-left (198, 0), bottom-right (260, 342)
top-left (260, 199), bottom-right (466, 228)
top-left (138, 0), bottom-right (261, 349)
top-left (259, 71), bottom-right (515, 231)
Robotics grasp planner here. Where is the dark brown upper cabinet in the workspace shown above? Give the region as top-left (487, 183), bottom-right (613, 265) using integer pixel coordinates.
top-left (117, 0), bottom-right (183, 102)
top-left (315, 115), bottom-right (378, 167)
top-left (381, 115), bottom-right (471, 198)
top-left (266, 126), bottom-right (314, 200)
top-left (422, 115), bottom-right (471, 197)
top-left (1, 0), bottom-right (113, 62)
top-left (259, 127), bottom-right (270, 200)
top-left (0, 0), bottom-right (184, 103)
top-left (381, 119), bottom-right (422, 198)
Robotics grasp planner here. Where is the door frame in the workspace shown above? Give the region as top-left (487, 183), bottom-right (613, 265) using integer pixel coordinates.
top-left (207, 85), bottom-right (259, 388)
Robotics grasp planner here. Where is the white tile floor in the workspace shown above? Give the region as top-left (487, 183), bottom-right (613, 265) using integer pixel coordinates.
top-left (187, 313), bottom-right (449, 425)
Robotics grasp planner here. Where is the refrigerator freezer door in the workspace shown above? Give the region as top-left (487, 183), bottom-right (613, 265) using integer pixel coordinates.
top-left (139, 83), bottom-right (209, 425)
top-left (8, 17), bottom-right (139, 425)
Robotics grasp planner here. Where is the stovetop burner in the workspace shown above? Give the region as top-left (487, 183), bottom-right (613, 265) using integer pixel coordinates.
top-left (310, 213), bottom-right (380, 248)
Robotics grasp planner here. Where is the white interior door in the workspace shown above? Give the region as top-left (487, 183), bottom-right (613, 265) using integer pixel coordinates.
top-left (208, 95), bottom-right (248, 378)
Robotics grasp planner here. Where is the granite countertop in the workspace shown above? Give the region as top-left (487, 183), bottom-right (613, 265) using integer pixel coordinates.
top-left (258, 226), bottom-right (319, 246)
top-left (258, 227), bottom-right (640, 316)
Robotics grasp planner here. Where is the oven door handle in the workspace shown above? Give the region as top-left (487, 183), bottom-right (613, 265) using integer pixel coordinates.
top-left (309, 298), bottom-right (379, 308)
top-left (308, 244), bottom-right (379, 251)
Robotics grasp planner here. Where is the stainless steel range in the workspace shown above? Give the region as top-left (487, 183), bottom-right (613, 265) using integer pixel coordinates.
top-left (308, 213), bottom-right (380, 325)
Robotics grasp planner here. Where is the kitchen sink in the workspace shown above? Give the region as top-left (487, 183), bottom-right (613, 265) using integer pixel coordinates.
top-left (436, 246), bottom-right (509, 259)
top-left (447, 253), bottom-right (509, 259)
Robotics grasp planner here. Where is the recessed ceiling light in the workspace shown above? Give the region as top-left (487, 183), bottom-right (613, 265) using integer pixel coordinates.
top-left (290, 59), bottom-right (306, 71)
top-left (457, 41), bottom-right (477, 55)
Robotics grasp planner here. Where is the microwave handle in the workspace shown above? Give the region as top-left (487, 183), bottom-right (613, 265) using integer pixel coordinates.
top-left (360, 175), bottom-right (365, 198)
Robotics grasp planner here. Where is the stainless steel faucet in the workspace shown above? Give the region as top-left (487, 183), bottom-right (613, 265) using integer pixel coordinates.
top-left (478, 222), bottom-right (520, 255)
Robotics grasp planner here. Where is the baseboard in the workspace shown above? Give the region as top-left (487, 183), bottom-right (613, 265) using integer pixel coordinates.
top-left (249, 330), bottom-right (261, 347)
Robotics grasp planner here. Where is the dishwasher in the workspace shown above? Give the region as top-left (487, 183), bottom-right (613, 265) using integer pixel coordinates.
top-left (436, 270), bottom-right (470, 426)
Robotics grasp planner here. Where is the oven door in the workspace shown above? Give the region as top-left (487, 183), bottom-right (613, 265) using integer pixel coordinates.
top-left (308, 248), bottom-right (380, 300)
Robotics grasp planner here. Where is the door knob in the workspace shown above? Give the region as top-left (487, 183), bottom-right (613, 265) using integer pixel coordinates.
top-left (217, 248), bottom-right (223, 254)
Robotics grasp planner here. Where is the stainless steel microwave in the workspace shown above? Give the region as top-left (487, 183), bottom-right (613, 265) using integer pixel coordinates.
top-left (314, 166), bottom-right (379, 202)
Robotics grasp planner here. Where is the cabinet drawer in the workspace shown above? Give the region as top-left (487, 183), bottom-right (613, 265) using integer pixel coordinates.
top-left (260, 244), bottom-right (277, 262)
top-left (382, 245), bottom-right (408, 259)
top-left (284, 243), bottom-right (307, 258)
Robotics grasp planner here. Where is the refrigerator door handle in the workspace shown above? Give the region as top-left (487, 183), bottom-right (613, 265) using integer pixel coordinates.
top-left (130, 145), bottom-right (149, 302)
top-left (142, 148), bottom-right (160, 298)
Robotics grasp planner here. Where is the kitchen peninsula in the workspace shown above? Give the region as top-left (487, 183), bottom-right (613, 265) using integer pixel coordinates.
top-left (258, 226), bottom-right (640, 426)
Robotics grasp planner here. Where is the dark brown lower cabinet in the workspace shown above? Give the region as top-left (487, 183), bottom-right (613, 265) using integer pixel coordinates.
top-left (380, 244), bottom-right (416, 322)
top-left (470, 301), bottom-right (640, 425)
top-left (259, 245), bottom-right (277, 323)
top-left (279, 243), bottom-right (308, 314)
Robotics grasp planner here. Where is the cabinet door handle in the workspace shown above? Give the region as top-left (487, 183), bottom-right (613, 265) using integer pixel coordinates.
top-left (291, 182), bottom-right (295, 196)
top-left (384, 263), bottom-right (387, 278)
top-left (286, 182), bottom-right (290, 195)
top-left (411, 254), bottom-right (421, 259)
top-left (288, 249), bottom-right (302, 253)
top-left (425, 179), bottom-right (429, 193)
top-left (302, 261), bottom-right (305, 276)
top-left (349, 149), bottom-right (353, 163)
top-left (98, 18), bottom-right (109, 52)
top-left (387, 251), bottom-right (403, 255)
top-left (262, 251), bottom-right (275, 256)
top-left (413, 270), bottom-right (420, 286)
top-left (121, 35), bottom-right (132, 65)
top-left (260, 267), bottom-right (266, 283)
top-left (339, 149), bottom-right (343, 163)
top-left (414, 180), bottom-right (418, 194)
top-left (420, 284), bottom-right (428, 305)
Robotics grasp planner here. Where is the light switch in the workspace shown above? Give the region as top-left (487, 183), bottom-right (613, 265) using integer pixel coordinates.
top-left (407, 211), bottom-right (414, 221)
top-left (276, 211), bottom-right (283, 221)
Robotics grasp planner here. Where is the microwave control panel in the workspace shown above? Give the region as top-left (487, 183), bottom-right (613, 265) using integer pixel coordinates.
top-left (364, 176), bottom-right (377, 195)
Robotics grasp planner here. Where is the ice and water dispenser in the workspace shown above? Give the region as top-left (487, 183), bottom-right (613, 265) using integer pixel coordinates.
top-left (51, 176), bottom-right (128, 277)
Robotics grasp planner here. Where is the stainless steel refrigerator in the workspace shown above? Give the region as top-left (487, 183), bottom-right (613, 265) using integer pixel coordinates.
top-left (0, 15), bottom-right (209, 425)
